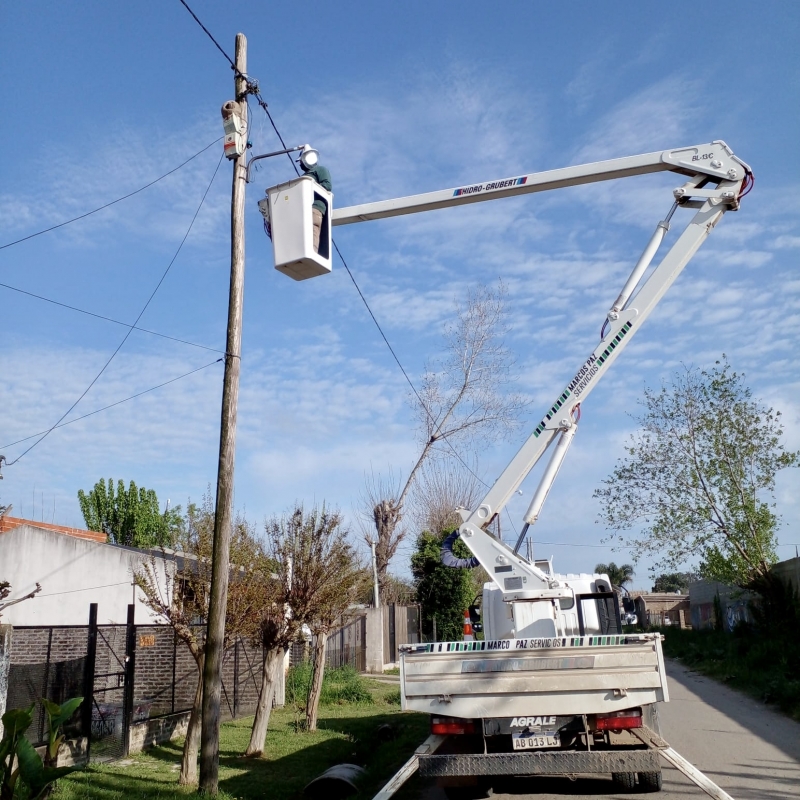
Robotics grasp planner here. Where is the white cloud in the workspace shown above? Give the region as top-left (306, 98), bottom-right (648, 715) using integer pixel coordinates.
top-left (2, 57), bottom-right (798, 580)
top-left (773, 235), bottom-right (800, 250)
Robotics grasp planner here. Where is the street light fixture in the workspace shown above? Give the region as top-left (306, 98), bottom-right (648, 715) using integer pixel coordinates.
top-left (245, 143), bottom-right (319, 183)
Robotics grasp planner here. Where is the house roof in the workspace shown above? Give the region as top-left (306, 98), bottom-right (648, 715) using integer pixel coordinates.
top-left (0, 515), bottom-right (107, 543)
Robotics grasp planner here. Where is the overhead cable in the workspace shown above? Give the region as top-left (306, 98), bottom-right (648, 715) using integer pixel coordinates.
top-left (175, 0), bottom-right (492, 491)
top-left (0, 281), bottom-right (225, 355)
top-left (37, 581), bottom-right (132, 598)
top-left (4, 153), bottom-right (225, 467)
top-left (177, 0), bottom-right (242, 77)
top-left (2, 358), bottom-right (222, 449)
top-left (0, 137), bottom-right (222, 251)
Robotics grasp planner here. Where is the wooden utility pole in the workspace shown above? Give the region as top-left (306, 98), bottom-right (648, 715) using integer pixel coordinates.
top-left (199, 32), bottom-right (247, 794)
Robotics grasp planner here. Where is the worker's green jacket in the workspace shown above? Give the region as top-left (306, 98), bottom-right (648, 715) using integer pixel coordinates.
top-left (304, 165), bottom-right (332, 214)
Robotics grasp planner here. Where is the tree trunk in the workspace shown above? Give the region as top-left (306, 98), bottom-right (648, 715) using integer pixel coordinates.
top-left (305, 632), bottom-right (328, 732)
top-left (374, 500), bottom-right (402, 603)
top-left (245, 645), bottom-right (285, 757)
top-left (179, 653), bottom-right (204, 785)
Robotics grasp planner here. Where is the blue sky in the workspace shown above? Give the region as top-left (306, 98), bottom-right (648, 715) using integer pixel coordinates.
top-left (1, 1), bottom-right (798, 588)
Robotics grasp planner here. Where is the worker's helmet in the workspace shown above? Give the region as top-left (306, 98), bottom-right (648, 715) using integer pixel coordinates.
top-left (298, 145), bottom-right (319, 171)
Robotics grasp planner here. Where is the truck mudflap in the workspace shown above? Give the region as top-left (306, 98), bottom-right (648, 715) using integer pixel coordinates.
top-left (419, 749), bottom-right (661, 777)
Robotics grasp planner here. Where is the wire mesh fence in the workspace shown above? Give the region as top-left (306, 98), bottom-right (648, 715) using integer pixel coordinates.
top-left (5, 603), bottom-right (416, 761)
top-left (6, 606), bottom-right (268, 761)
top-left (5, 625), bottom-right (87, 747)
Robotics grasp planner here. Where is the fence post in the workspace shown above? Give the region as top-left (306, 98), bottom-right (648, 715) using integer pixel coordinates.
top-left (121, 604), bottom-right (136, 757)
top-left (233, 639), bottom-right (239, 719)
top-left (82, 604), bottom-right (98, 760)
top-left (0, 625), bottom-right (12, 739)
top-left (38, 627), bottom-right (53, 743)
top-left (171, 629), bottom-right (177, 715)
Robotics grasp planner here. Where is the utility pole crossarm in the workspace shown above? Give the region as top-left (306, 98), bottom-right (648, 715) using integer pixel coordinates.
top-left (332, 141), bottom-right (748, 226)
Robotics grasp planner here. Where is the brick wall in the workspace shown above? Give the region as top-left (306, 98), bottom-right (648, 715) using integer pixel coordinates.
top-left (9, 626), bottom-right (89, 665)
top-left (132, 626), bottom-right (265, 719)
top-left (134, 625), bottom-right (197, 716)
top-left (128, 711), bottom-right (190, 754)
top-left (221, 638), bottom-right (264, 718)
top-left (5, 621), bottom-right (271, 756)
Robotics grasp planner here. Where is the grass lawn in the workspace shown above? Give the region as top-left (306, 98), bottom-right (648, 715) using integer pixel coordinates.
top-left (53, 678), bottom-right (431, 800)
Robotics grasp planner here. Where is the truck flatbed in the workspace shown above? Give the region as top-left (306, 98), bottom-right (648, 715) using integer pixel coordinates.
top-left (401, 633), bottom-right (668, 719)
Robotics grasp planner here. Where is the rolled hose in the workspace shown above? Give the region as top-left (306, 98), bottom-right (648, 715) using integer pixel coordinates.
top-left (440, 530), bottom-right (480, 569)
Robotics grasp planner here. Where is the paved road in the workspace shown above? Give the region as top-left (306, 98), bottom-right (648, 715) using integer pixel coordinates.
top-left (421, 659), bottom-right (800, 800)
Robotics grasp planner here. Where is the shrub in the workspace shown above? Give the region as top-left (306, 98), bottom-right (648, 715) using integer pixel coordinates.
top-left (287, 663), bottom-right (374, 708)
top-left (661, 623), bottom-right (800, 721)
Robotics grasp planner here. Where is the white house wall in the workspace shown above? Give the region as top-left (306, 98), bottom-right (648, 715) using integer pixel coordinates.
top-left (0, 524), bottom-right (173, 625)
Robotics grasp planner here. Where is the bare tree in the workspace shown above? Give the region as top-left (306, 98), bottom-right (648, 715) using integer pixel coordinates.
top-left (303, 540), bottom-right (364, 731)
top-left (0, 581), bottom-right (42, 619)
top-left (244, 516), bottom-right (302, 757)
top-left (268, 505), bottom-right (365, 731)
top-left (408, 456), bottom-right (483, 536)
top-left (135, 494), bottom-right (264, 786)
top-left (361, 470), bottom-right (405, 603)
top-left (365, 283), bottom-right (527, 599)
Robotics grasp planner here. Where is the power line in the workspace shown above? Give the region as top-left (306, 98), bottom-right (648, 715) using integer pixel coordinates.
top-left (0, 281), bottom-right (225, 355)
top-left (173, 0), bottom-right (504, 507)
top-left (5, 153), bottom-right (225, 467)
top-left (38, 581), bottom-right (131, 598)
top-left (0, 137), bottom-right (222, 251)
top-left (2, 358), bottom-right (223, 450)
top-left (175, 1), bottom-right (297, 172)
top-left (177, 0), bottom-right (241, 76)
top-left (533, 540), bottom-right (625, 549)
top-left (332, 243), bottom-right (494, 492)
top-left (243, 59), bottom-right (493, 492)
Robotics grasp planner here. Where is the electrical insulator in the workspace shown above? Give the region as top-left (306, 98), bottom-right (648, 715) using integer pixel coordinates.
top-left (221, 101), bottom-right (246, 160)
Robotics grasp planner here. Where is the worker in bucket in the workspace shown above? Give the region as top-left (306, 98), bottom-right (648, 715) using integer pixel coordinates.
top-left (298, 146), bottom-right (332, 253)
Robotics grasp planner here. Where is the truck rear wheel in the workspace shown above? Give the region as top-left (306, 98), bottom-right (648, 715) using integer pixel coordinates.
top-left (612, 772), bottom-right (637, 791)
top-left (638, 771), bottom-right (663, 792)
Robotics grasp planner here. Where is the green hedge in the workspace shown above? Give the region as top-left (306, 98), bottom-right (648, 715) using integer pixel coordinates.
top-left (286, 662), bottom-right (374, 707)
top-left (661, 625), bottom-right (800, 721)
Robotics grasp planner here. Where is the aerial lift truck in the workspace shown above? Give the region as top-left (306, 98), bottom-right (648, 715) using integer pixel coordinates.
top-left (259, 141), bottom-right (752, 797)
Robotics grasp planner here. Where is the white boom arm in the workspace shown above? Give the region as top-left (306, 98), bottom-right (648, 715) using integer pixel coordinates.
top-left (333, 141), bottom-right (751, 603)
top-left (332, 141), bottom-right (747, 225)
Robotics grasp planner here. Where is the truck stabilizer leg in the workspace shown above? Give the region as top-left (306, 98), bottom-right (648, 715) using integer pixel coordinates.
top-left (371, 734), bottom-right (446, 800)
top-left (660, 747), bottom-right (735, 800)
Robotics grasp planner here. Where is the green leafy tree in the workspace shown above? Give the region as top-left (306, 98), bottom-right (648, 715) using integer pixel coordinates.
top-left (651, 572), bottom-right (698, 593)
top-left (594, 562), bottom-right (635, 589)
top-left (78, 478), bottom-right (179, 548)
top-left (595, 359), bottom-right (798, 587)
top-left (412, 529), bottom-right (476, 642)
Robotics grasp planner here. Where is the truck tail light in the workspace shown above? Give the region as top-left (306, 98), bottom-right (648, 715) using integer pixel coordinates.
top-left (431, 716), bottom-right (476, 735)
top-left (595, 709), bottom-right (643, 731)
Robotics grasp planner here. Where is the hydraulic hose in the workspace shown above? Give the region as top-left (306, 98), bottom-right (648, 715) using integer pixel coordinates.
top-left (440, 530), bottom-right (480, 569)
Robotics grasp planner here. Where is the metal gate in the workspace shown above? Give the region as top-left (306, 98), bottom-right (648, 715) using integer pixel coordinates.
top-left (86, 605), bottom-right (135, 761)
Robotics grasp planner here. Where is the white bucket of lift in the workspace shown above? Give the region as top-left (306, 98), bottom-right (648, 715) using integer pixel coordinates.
top-left (266, 176), bottom-right (333, 281)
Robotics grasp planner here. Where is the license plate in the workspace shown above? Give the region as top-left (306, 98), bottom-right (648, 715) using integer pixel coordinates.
top-left (512, 731), bottom-right (560, 750)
